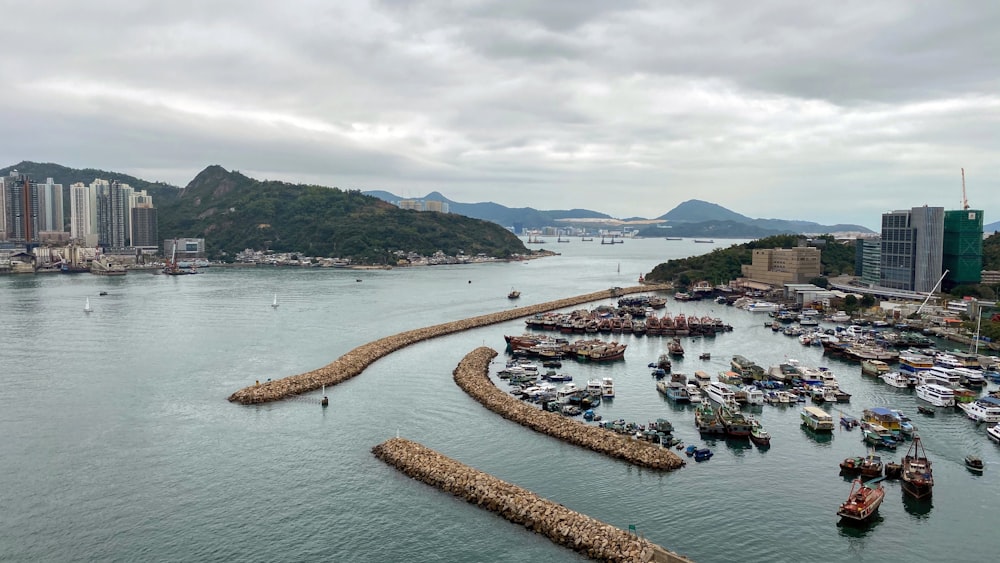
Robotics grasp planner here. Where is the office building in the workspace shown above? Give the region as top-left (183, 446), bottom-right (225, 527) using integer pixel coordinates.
top-left (880, 206), bottom-right (944, 293)
top-left (942, 209), bottom-right (983, 287)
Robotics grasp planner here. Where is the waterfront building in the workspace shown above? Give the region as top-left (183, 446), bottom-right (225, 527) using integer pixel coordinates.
top-left (880, 206), bottom-right (943, 293)
top-left (96, 180), bottom-right (129, 250)
top-left (130, 205), bottom-right (158, 250)
top-left (163, 237), bottom-right (206, 260)
top-left (741, 246), bottom-right (822, 287)
top-left (942, 209), bottom-right (983, 288)
top-left (1, 171), bottom-right (40, 244)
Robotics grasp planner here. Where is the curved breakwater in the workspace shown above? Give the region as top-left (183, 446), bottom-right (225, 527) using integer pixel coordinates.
top-left (372, 437), bottom-right (692, 563)
top-left (454, 346), bottom-right (685, 471)
top-left (228, 285), bottom-right (668, 404)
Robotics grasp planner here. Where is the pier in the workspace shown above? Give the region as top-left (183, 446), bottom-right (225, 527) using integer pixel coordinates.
top-left (372, 437), bottom-right (692, 563)
top-left (454, 347), bottom-right (684, 471)
top-left (227, 285), bottom-right (669, 404)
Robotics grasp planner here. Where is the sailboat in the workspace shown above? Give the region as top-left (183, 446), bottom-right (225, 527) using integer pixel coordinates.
top-left (271, 293), bottom-right (279, 308)
top-left (84, 297), bottom-right (92, 313)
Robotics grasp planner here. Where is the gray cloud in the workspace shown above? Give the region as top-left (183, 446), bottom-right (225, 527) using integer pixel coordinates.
top-left (2, 0), bottom-right (998, 229)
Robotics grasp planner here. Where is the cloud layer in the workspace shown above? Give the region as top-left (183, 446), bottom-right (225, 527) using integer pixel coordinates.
top-left (3, 1), bottom-right (998, 228)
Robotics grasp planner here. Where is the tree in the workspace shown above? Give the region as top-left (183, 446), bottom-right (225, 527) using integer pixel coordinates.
top-left (860, 294), bottom-right (876, 308)
top-left (809, 276), bottom-right (829, 289)
top-left (843, 294), bottom-right (858, 313)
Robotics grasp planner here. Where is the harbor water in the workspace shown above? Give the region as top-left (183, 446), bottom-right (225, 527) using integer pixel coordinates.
top-left (2, 238), bottom-right (998, 562)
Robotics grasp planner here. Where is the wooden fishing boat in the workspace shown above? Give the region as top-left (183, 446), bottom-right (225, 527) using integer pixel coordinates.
top-left (837, 477), bottom-right (885, 524)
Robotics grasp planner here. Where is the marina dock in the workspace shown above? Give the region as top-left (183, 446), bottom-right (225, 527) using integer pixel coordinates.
top-left (227, 285), bottom-right (669, 404)
top-left (454, 346), bottom-right (684, 471)
top-left (372, 437), bottom-right (692, 563)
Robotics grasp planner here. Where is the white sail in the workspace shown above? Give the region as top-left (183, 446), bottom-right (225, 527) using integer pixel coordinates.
top-left (271, 293), bottom-right (279, 308)
top-left (84, 297), bottom-right (92, 312)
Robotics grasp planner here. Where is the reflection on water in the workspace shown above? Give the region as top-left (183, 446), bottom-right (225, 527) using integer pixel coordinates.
top-left (724, 436), bottom-right (753, 454)
top-left (902, 493), bottom-right (934, 518)
top-left (801, 425), bottom-right (835, 445)
top-left (837, 513), bottom-right (885, 537)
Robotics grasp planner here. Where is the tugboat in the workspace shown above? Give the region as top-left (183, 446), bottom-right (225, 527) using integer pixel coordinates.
top-left (901, 434), bottom-right (933, 500)
top-left (837, 477), bottom-right (886, 524)
top-left (748, 416), bottom-right (771, 447)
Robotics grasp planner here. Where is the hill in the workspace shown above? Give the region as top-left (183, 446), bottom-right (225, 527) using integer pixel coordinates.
top-left (659, 199), bottom-right (874, 235)
top-left (0, 161), bottom-right (182, 211)
top-left (158, 166), bottom-right (528, 262)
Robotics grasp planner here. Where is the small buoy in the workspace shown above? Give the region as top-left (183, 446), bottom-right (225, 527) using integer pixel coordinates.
top-left (468, 280), bottom-right (472, 284)
top-left (356, 279), bottom-right (362, 282)
top-left (321, 396), bottom-right (329, 407)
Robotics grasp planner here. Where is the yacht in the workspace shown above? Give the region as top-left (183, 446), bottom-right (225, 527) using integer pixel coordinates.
top-left (919, 367), bottom-right (961, 389)
top-left (950, 367), bottom-right (986, 388)
top-left (959, 397), bottom-right (1000, 423)
top-left (556, 383), bottom-right (580, 403)
top-left (686, 383), bottom-right (704, 403)
top-left (601, 377), bottom-right (615, 399)
top-left (916, 383), bottom-right (956, 407)
top-left (988, 423), bottom-right (1000, 443)
top-left (828, 311), bottom-right (851, 323)
top-left (742, 386), bottom-right (765, 406)
top-left (899, 354), bottom-right (935, 375)
top-left (745, 301), bottom-right (780, 313)
top-left (705, 381), bottom-right (739, 408)
top-left (881, 371), bottom-right (917, 389)
top-left (801, 405), bottom-right (835, 432)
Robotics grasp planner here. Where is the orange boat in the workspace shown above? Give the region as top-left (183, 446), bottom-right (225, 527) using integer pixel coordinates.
top-left (837, 478), bottom-right (885, 524)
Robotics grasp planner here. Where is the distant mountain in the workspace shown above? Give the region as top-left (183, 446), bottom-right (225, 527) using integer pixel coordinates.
top-left (363, 190), bottom-right (612, 229)
top-left (658, 199), bottom-right (874, 235)
top-left (985, 220), bottom-right (1000, 234)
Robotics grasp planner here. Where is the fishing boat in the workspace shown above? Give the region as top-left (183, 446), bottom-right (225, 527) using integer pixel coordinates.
top-left (840, 454), bottom-right (884, 478)
top-left (861, 359), bottom-right (891, 377)
top-left (901, 435), bottom-right (933, 500)
top-left (748, 416), bottom-right (771, 447)
top-left (840, 416), bottom-right (859, 430)
top-left (694, 401), bottom-right (726, 435)
top-left (860, 422), bottom-right (898, 450)
top-left (718, 404), bottom-right (752, 437)
top-left (837, 478), bottom-right (886, 524)
top-left (965, 455), bottom-right (985, 473)
top-left (668, 337), bottom-right (684, 357)
top-left (508, 288), bottom-right (521, 299)
top-left (917, 405), bottom-right (936, 416)
top-left (693, 448), bottom-right (713, 461)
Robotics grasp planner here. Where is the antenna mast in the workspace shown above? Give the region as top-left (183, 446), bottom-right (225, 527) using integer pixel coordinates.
top-left (961, 168), bottom-right (969, 210)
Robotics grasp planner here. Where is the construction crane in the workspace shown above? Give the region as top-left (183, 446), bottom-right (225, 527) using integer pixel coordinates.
top-left (962, 168), bottom-right (969, 210)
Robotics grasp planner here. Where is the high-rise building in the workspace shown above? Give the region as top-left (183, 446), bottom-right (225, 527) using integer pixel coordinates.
top-left (69, 182), bottom-right (92, 241)
top-left (1, 171), bottom-right (41, 244)
top-left (131, 206), bottom-right (158, 249)
top-left (880, 206), bottom-right (944, 292)
top-left (37, 177), bottom-right (64, 232)
top-left (943, 209), bottom-right (983, 287)
top-left (96, 180), bottom-right (128, 249)
top-left (857, 237), bottom-right (881, 286)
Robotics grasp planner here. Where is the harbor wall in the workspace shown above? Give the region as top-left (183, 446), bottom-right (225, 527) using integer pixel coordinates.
top-left (453, 346), bottom-right (685, 471)
top-left (372, 437), bottom-right (693, 563)
top-left (228, 285), bottom-right (669, 404)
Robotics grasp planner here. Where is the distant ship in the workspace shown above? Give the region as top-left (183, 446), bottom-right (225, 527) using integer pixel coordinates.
top-left (694, 239), bottom-right (715, 244)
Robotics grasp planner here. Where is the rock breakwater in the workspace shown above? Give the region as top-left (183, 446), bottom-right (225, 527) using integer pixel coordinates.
top-left (372, 437), bottom-right (692, 563)
top-left (453, 347), bottom-right (684, 471)
top-left (228, 285), bottom-right (668, 404)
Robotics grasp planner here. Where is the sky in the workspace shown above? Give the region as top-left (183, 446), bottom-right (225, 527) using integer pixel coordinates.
top-left (2, 1), bottom-right (998, 230)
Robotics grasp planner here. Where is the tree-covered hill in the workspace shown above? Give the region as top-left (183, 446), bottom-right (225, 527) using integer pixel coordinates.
top-left (159, 166), bottom-right (528, 262)
top-left (644, 235), bottom-right (856, 286)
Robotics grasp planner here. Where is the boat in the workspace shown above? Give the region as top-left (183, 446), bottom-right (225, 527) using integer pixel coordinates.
top-left (718, 404), bottom-right (752, 437)
top-left (745, 301), bottom-right (780, 313)
top-left (861, 359), bottom-right (891, 377)
top-left (840, 454), bottom-right (884, 478)
top-left (917, 406), bottom-right (936, 416)
top-left (959, 397), bottom-right (1000, 423)
top-left (271, 294), bottom-right (279, 308)
top-left (915, 383), bottom-right (956, 407)
top-left (840, 416), bottom-right (859, 430)
top-left (800, 406), bottom-right (835, 432)
top-left (658, 380), bottom-right (690, 403)
top-left (837, 477), bottom-right (886, 524)
top-left (694, 401), bottom-right (726, 435)
top-left (705, 381), bottom-right (738, 408)
top-left (901, 435), bottom-right (933, 500)
top-left (699, 352), bottom-right (711, 360)
top-left (668, 338), bottom-right (684, 357)
top-left (860, 422), bottom-right (898, 450)
top-left (881, 371), bottom-right (916, 389)
top-left (163, 240), bottom-right (199, 275)
top-left (508, 288), bottom-right (521, 299)
top-left (601, 377), bottom-right (615, 399)
top-left (988, 423), bottom-right (1000, 443)
top-left (693, 239), bottom-right (714, 244)
top-left (748, 416), bottom-right (771, 447)
top-left (686, 383), bottom-right (703, 403)
top-left (965, 455), bottom-right (985, 473)
top-left (828, 311), bottom-right (851, 323)
top-left (84, 297), bottom-right (92, 313)
top-left (693, 447), bottom-right (713, 461)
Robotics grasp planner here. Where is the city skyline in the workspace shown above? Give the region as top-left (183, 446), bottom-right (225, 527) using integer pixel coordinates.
top-left (2, 2), bottom-right (998, 230)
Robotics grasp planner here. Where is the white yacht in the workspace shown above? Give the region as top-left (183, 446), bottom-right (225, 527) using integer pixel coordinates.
top-left (988, 423), bottom-right (1000, 443)
top-left (556, 383), bottom-right (580, 403)
top-left (828, 311), bottom-right (850, 323)
top-left (705, 381), bottom-right (738, 408)
top-left (742, 385), bottom-right (765, 406)
top-left (881, 371), bottom-right (916, 389)
top-left (916, 383), bottom-right (956, 407)
top-left (601, 377), bottom-right (615, 399)
top-left (950, 367), bottom-right (986, 387)
top-left (919, 367), bottom-right (961, 389)
top-left (959, 397), bottom-right (1000, 423)
top-left (686, 383), bottom-right (703, 403)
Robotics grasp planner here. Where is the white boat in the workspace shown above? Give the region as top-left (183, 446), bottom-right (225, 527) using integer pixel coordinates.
top-left (742, 385), bottom-right (765, 406)
top-left (988, 423), bottom-right (1000, 443)
top-left (934, 353), bottom-right (963, 369)
top-left (705, 381), bottom-right (738, 408)
top-left (84, 297), bottom-right (92, 313)
top-left (686, 383), bottom-right (704, 403)
top-left (799, 316), bottom-right (819, 326)
top-left (271, 293), bottom-right (279, 308)
top-left (601, 377), bottom-right (615, 399)
top-left (586, 379), bottom-right (604, 396)
top-left (881, 371), bottom-right (916, 389)
top-left (959, 397), bottom-right (1000, 423)
top-left (916, 383), bottom-right (956, 407)
top-left (950, 367), bottom-right (986, 387)
top-left (919, 367), bottom-right (961, 389)
top-left (556, 383), bottom-right (580, 403)
top-left (745, 301), bottom-right (780, 313)
top-left (801, 405), bottom-right (835, 432)
top-left (828, 311), bottom-right (851, 323)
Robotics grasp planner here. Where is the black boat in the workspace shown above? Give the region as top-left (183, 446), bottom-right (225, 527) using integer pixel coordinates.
top-left (917, 406), bottom-right (935, 416)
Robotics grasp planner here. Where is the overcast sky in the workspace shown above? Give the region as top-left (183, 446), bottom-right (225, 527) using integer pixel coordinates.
top-left (2, 1), bottom-right (997, 229)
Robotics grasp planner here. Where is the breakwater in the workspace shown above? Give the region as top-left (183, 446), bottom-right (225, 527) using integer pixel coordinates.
top-left (454, 347), bottom-right (685, 471)
top-left (228, 285), bottom-right (669, 404)
top-left (372, 437), bottom-right (692, 563)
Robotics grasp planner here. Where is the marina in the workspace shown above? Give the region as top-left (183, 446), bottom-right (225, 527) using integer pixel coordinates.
top-left (4, 237), bottom-right (1000, 563)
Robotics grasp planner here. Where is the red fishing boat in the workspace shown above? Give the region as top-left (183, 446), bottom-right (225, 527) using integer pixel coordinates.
top-left (837, 478), bottom-right (885, 524)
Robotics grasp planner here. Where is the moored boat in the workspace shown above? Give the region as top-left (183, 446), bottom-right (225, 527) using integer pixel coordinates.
top-left (801, 406), bottom-right (835, 432)
top-left (901, 435), bottom-right (933, 500)
top-left (695, 401), bottom-right (726, 435)
top-left (718, 404), bottom-right (751, 437)
top-left (748, 416), bottom-right (771, 447)
top-left (861, 359), bottom-right (891, 377)
top-left (837, 477), bottom-right (886, 524)
top-left (959, 397), bottom-right (1000, 423)
top-left (988, 423), bottom-right (1000, 443)
top-left (840, 454), bottom-right (884, 479)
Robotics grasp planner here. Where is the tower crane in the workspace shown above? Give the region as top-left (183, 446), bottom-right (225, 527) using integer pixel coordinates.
top-left (962, 168), bottom-right (969, 210)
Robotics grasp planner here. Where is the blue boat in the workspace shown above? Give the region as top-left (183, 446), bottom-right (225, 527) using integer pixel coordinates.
top-left (694, 448), bottom-right (713, 462)
top-left (840, 416), bottom-right (859, 430)
top-left (685, 444), bottom-right (698, 457)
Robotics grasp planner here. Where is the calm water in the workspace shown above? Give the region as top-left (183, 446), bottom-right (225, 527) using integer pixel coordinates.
top-left (2, 238), bottom-right (998, 562)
